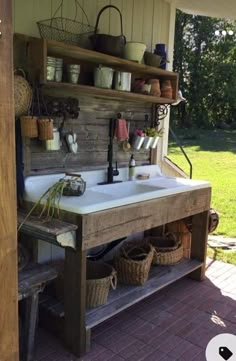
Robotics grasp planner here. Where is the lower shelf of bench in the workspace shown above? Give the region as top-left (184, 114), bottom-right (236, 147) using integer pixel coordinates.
top-left (39, 259), bottom-right (203, 331)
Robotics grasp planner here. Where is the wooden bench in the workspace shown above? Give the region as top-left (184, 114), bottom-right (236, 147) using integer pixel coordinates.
top-left (19, 264), bottom-right (59, 361)
top-left (17, 209), bottom-right (78, 361)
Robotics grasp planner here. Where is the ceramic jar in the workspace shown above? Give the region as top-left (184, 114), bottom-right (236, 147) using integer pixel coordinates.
top-left (45, 128), bottom-right (60, 150)
top-left (161, 80), bottom-right (173, 99)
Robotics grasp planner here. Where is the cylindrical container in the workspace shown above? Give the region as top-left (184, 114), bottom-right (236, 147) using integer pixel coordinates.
top-left (161, 80), bottom-right (173, 99)
top-left (129, 154), bottom-right (136, 180)
top-left (142, 136), bottom-right (154, 150)
top-left (114, 71), bottom-right (131, 91)
top-left (123, 42), bottom-right (146, 63)
top-left (148, 79), bottom-right (161, 97)
top-left (20, 116), bottom-right (38, 138)
top-left (46, 56), bottom-right (56, 81)
top-left (132, 135), bottom-right (145, 150)
top-left (94, 66), bottom-right (114, 89)
top-left (154, 43), bottom-right (167, 70)
top-left (45, 128), bottom-right (60, 150)
top-left (151, 136), bottom-right (160, 149)
top-left (38, 118), bottom-right (54, 140)
top-left (54, 58), bottom-right (63, 82)
top-left (141, 83), bottom-right (151, 94)
top-left (66, 64), bottom-right (80, 84)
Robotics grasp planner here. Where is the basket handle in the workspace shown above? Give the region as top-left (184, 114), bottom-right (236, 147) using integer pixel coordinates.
top-left (14, 68), bottom-right (26, 78)
top-left (166, 232), bottom-right (182, 247)
top-left (94, 5), bottom-right (124, 36)
top-left (51, 0), bottom-right (91, 25)
top-left (74, 0), bottom-right (90, 25)
top-left (110, 270), bottom-right (117, 290)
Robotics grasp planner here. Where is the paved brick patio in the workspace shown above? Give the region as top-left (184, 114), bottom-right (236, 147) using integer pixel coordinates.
top-left (35, 259), bottom-right (236, 361)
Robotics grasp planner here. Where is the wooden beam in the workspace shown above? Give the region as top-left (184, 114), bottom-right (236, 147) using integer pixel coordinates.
top-left (82, 187), bottom-right (211, 250)
top-left (0, 1), bottom-right (18, 360)
top-left (189, 210), bottom-right (209, 280)
top-left (18, 210), bottom-right (78, 249)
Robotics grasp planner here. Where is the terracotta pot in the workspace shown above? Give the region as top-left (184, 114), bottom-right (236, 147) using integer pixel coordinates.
top-left (161, 80), bottom-right (173, 99)
top-left (148, 79), bottom-right (161, 97)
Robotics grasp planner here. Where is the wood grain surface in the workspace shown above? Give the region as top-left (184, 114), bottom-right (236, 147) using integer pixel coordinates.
top-left (0, 1), bottom-right (18, 360)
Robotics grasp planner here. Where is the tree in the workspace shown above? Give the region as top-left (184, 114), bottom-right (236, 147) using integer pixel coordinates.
top-left (173, 10), bottom-right (236, 128)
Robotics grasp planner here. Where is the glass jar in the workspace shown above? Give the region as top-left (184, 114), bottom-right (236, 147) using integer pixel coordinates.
top-left (45, 128), bottom-right (60, 150)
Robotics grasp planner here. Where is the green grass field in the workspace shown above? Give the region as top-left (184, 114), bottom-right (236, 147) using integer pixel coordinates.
top-left (168, 128), bottom-right (236, 238)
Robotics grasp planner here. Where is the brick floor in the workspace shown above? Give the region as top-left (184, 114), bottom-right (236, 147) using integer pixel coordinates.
top-left (35, 259), bottom-right (236, 361)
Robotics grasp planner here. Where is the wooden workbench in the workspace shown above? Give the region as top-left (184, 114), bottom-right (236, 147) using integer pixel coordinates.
top-left (55, 186), bottom-right (211, 357)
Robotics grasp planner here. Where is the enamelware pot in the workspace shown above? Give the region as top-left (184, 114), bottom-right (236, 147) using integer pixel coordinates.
top-left (123, 42), bottom-right (146, 63)
top-left (94, 66), bottom-right (114, 89)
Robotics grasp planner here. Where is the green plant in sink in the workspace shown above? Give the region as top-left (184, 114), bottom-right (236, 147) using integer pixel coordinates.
top-left (18, 174), bottom-right (86, 231)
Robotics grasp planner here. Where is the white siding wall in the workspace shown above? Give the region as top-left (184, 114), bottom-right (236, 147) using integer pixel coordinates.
top-left (14, 0), bottom-right (171, 52)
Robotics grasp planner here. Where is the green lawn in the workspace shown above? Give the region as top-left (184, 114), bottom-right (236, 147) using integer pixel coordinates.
top-left (207, 247), bottom-right (236, 266)
top-left (168, 129), bottom-right (236, 237)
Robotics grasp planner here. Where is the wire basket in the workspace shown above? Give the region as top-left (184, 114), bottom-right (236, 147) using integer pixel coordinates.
top-left (37, 0), bottom-right (95, 48)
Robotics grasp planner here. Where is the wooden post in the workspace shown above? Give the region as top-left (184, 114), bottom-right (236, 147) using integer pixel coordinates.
top-left (189, 210), bottom-right (209, 281)
top-left (64, 246), bottom-right (88, 356)
top-left (0, 0), bottom-right (19, 360)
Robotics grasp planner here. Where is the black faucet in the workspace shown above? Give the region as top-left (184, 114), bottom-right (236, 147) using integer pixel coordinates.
top-left (98, 118), bottom-right (122, 185)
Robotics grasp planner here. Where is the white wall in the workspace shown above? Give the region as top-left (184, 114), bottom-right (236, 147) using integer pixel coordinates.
top-left (14, 0), bottom-right (171, 51)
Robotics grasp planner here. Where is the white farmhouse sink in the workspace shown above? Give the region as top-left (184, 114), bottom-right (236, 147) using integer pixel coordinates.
top-left (24, 166), bottom-right (210, 214)
top-left (90, 182), bottom-right (165, 198)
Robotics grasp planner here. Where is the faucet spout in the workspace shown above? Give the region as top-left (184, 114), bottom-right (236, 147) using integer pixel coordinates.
top-left (98, 119), bottom-right (122, 185)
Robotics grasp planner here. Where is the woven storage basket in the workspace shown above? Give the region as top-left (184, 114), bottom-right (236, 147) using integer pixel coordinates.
top-left (167, 220), bottom-right (191, 259)
top-left (114, 241), bottom-right (154, 285)
top-left (20, 116), bottom-right (38, 138)
top-left (55, 260), bottom-right (117, 309)
top-left (148, 233), bottom-right (183, 266)
top-left (14, 70), bottom-right (32, 117)
top-left (38, 118), bottom-right (54, 140)
top-left (87, 260), bottom-right (117, 308)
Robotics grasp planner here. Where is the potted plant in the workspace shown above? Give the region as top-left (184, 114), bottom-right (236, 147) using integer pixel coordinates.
top-left (143, 127), bottom-right (164, 149)
top-left (132, 128), bottom-right (146, 150)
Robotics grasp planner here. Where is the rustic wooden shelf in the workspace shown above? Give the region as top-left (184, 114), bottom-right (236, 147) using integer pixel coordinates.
top-left (46, 39), bottom-right (177, 79)
top-left (23, 35), bottom-right (178, 103)
top-left (39, 259), bottom-right (203, 331)
top-left (43, 81), bottom-right (176, 104)
top-left (86, 259), bottom-right (202, 328)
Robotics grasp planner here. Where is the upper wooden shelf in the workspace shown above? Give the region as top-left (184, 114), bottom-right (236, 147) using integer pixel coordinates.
top-left (23, 34), bottom-right (178, 104)
top-left (46, 38), bottom-right (177, 79)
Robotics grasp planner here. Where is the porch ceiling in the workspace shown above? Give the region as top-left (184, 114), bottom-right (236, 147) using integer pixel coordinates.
top-left (167, 0), bottom-right (236, 20)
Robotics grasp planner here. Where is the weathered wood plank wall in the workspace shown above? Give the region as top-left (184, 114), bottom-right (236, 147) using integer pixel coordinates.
top-left (13, 0), bottom-right (171, 174)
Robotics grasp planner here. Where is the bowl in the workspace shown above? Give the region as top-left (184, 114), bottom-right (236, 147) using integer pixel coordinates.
top-left (123, 42), bottom-right (146, 63)
top-left (144, 51), bottom-right (162, 67)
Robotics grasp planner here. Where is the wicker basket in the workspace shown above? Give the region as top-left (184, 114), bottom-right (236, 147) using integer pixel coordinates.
top-left (14, 70), bottom-right (32, 117)
top-left (55, 260), bottom-right (117, 309)
top-left (148, 233), bottom-right (183, 266)
top-left (167, 220), bottom-right (191, 259)
top-left (37, 0), bottom-right (95, 48)
top-left (20, 116), bottom-right (38, 138)
top-left (87, 260), bottom-right (117, 308)
top-left (38, 118), bottom-right (54, 140)
top-left (114, 241), bottom-right (154, 285)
